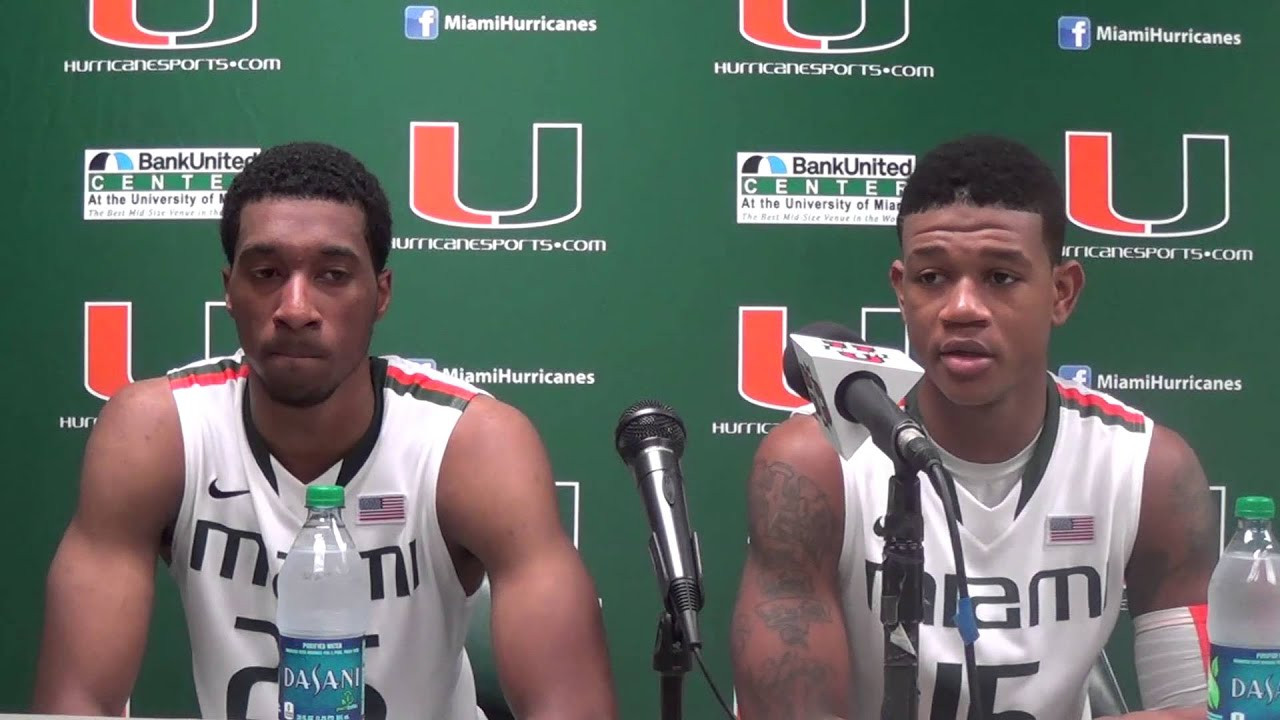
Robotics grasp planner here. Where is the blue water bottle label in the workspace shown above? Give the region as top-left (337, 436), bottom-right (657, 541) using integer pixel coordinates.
top-left (1207, 643), bottom-right (1280, 720)
top-left (278, 634), bottom-right (364, 720)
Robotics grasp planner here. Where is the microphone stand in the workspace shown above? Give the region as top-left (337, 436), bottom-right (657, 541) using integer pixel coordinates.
top-left (652, 610), bottom-right (692, 720)
top-left (876, 452), bottom-right (924, 720)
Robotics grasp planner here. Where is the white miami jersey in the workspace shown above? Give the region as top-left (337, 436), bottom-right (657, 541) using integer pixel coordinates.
top-left (164, 351), bottom-right (490, 720)
top-left (837, 375), bottom-right (1153, 720)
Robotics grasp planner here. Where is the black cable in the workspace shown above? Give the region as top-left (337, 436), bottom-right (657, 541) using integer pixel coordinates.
top-left (926, 460), bottom-right (988, 720)
top-left (693, 647), bottom-right (738, 719)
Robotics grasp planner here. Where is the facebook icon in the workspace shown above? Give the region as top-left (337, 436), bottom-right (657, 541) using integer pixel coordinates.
top-left (1059, 365), bottom-right (1093, 388)
top-left (1057, 16), bottom-right (1092, 50)
top-left (405, 6), bottom-right (440, 40)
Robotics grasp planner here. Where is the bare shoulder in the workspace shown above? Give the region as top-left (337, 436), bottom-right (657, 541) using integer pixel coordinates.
top-left (436, 395), bottom-right (561, 564)
top-left (78, 377), bottom-right (184, 539)
top-left (1138, 423), bottom-right (1213, 536)
top-left (1142, 423), bottom-right (1202, 488)
top-left (441, 394), bottom-right (544, 474)
top-left (746, 414), bottom-right (845, 566)
top-left (1127, 422), bottom-right (1216, 614)
top-left (751, 413), bottom-right (846, 504)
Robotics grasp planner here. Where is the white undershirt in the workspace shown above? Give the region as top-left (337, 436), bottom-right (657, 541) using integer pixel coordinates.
top-left (932, 428), bottom-right (1042, 545)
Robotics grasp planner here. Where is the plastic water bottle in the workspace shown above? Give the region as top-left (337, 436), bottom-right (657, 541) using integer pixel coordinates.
top-left (277, 485), bottom-right (371, 720)
top-left (1207, 495), bottom-right (1279, 720)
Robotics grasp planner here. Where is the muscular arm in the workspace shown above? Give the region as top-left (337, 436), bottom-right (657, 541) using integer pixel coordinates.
top-left (1110, 424), bottom-right (1217, 720)
top-left (437, 396), bottom-right (617, 720)
top-left (731, 416), bottom-right (853, 720)
top-left (31, 379), bottom-right (184, 715)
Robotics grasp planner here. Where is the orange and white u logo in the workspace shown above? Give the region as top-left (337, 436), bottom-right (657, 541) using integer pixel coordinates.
top-left (90, 0), bottom-right (258, 50)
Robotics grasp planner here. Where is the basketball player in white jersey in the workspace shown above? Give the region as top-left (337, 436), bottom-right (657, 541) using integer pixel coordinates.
top-left (731, 136), bottom-right (1216, 720)
top-left (32, 142), bottom-right (618, 720)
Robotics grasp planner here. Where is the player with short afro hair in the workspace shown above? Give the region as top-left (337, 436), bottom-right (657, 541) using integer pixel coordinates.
top-left (896, 134), bottom-right (1067, 265)
top-left (219, 141), bottom-right (392, 272)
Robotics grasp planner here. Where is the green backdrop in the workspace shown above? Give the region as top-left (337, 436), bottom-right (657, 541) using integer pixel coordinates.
top-left (4, 1), bottom-right (1277, 718)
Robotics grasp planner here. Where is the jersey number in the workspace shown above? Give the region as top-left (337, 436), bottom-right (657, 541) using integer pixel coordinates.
top-left (225, 617), bottom-right (387, 720)
top-left (930, 661), bottom-right (1039, 720)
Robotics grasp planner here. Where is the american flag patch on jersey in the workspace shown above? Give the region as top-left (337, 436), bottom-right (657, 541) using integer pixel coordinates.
top-left (1046, 514), bottom-right (1095, 545)
top-left (357, 493), bottom-right (406, 525)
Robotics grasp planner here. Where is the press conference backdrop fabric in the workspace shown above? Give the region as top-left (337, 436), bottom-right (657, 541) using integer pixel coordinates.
top-left (3, 1), bottom-right (1277, 717)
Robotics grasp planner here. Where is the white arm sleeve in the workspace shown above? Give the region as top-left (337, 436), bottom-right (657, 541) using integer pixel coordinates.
top-left (1132, 606), bottom-right (1209, 709)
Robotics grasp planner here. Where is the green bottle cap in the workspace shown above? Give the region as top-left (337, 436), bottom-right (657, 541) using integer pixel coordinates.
top-left (1236, 495), bottom-right (1276, 520)
top-left (306, 485), bottom-right (345, 509)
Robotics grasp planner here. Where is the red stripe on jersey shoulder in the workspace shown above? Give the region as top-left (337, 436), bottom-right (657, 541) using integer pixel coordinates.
top-left (1057, 384), bottom-right (1146, 426)
top-left (385, 365), bottom-right (477, 402)
top-left (168, 361), bottom-right (249, 390)
top-left (1190, 603), bottom-right (1210, 671)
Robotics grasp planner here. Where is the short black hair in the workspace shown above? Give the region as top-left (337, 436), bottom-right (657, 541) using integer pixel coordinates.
top-left (220, 141), bottom-right (391, 271)
top-left (896, 134), bottom-right (1065, 264)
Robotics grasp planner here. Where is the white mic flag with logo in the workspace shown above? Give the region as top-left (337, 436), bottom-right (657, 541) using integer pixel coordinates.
top-left (789, 334), bottom-right (925, 460)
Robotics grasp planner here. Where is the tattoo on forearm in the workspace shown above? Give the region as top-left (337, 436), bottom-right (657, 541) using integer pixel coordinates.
top-left (756, 598), bottom-right (831, 646)
top-left (749, 460), bottom-right (837, 578)
top-left (751, 650), bottom-right (833, 720)
top-left (761, 566), bottom-right (813, 597)
top-left (742, 459), bottom-right (842, 717)
top-left (750, 460), bottom-right (837, 570)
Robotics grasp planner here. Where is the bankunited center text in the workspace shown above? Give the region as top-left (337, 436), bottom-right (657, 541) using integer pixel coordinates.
top-left (787, 156), bottom-right (914, 176)
top-left (128, 151), bottom-right (257, 172)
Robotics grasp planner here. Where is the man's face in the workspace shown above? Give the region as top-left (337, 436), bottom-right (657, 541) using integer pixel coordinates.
top-left (224, 197), bottom-right (390, 408)
top-left (890, 204), bottom-right (1083, 407)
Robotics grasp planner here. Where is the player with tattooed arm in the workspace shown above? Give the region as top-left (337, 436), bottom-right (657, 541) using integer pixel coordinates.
top-left (731, 135), bottom-right (1216, 720)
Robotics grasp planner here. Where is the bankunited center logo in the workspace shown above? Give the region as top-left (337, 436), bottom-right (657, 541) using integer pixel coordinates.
top-left (408, 122), bottom-right (582, 229)
top-left (89, 0), bottom-right (257, 49)
top-left (737, 151), bottom-right (914, 225)
top-left (84, 148), bottom-right (259, 221)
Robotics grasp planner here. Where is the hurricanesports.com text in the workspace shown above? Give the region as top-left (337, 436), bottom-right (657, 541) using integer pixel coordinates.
top-left (713, 61), bottom-right (935, 79)
top-left (392, 237), bottom-right (607, 254)
top-left (64, 57), bottom-right (282, 74)
top-left (1063, 245), bottom-right (1254, 262)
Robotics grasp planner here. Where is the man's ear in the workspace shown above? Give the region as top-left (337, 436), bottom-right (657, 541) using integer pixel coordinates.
top-left (1051, 259), bottom-right (1085, 327)
top-left (889, 259), bottom-right (906, 310)
top-left (222, 266), bottom-right (233, 314)
top-left (374, 268), bottom-right (392, 321)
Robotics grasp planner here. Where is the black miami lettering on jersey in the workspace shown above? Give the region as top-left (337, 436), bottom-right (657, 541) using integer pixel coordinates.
top-left (189, 518), bottom-right (423, 601)
top-left (864, 560), bottom-right (1103, 628)
top-left (864, 559), bottom-right (1104, 719)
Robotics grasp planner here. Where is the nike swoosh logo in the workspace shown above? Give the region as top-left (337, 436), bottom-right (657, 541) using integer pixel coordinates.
top-left (208, 477), bottom-right (250, 499)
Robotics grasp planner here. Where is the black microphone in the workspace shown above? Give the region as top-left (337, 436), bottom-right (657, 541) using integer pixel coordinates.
top-left (614, 401), bottom-right (704, 649)
top-left (783, 322), bottom-right (942, 472)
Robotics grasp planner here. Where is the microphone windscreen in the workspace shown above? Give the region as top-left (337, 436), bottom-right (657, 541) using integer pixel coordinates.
top-left (614, 400), bottom-right (687, 462)
top-left (782, 321), bottom-right (865, 400)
